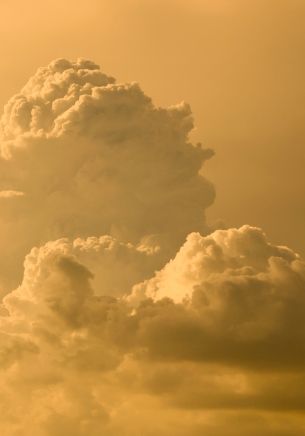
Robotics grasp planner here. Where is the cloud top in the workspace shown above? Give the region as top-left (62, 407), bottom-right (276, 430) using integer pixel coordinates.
top-left (0, 58), bottom-right (114, 150)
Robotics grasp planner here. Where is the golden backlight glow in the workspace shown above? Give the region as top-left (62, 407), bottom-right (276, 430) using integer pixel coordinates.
top-left (0, 1), bottom-right (304, 435)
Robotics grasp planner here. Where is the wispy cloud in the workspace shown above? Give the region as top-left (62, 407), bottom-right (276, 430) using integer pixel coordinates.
top-left (0, 190), bottom-right (24, 198)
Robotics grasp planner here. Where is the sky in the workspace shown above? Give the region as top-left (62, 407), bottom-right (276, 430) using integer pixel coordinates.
top-left (0, 1), bottom-right (304, 435)
top-left (0, 0), bottom-right (304, 255)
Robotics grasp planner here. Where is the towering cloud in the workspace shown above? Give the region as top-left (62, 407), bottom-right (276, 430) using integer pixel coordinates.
top-left (0, 59), bottom-right (304, 435)
top-left (0, 58), bottom-right (214, 291)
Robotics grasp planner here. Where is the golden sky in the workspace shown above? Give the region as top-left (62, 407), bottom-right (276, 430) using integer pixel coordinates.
top-left (0, 1), bottom-right (304, 435)
top-left (0, 0), bottom-right (304, 255)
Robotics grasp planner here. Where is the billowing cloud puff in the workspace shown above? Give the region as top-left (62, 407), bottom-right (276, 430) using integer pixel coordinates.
top-left (0, 58), bottom-right (214, 291)
top-left (131, 225), bottom-right (305, 368)
top-left (0, 226), bottom-right (304, 435)
top-left (0, 58), bottom-right (114, 148)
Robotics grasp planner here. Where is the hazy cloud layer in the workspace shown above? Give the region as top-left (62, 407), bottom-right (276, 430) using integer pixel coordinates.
top-left (0, 60), bottom-right (304, 435)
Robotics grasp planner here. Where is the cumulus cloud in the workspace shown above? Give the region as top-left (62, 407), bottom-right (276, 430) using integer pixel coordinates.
top-left (0, 59), bottom-right (304, 435)
top-left (130, 225), bottom-right (305, 368)
top-left (0, 58), bottom-right (214, 291)
top-left (0, 226), bottom-right (304, 434)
